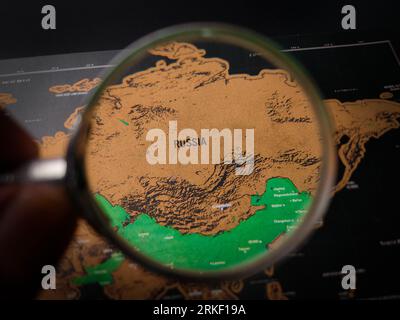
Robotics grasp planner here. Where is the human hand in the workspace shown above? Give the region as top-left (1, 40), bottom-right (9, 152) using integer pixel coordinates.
top-left (0, 110), bottom-right (77, 299)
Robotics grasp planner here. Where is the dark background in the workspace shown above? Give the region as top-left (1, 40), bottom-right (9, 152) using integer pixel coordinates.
top-left (1, 0), bottom-right (400, 58)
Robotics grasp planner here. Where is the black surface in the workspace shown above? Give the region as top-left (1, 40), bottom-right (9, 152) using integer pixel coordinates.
top-left (1, 1), bottom-right (400, 58)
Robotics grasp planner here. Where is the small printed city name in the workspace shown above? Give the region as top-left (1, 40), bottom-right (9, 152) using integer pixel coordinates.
top-left (145, 121), bottom-right (255, 175)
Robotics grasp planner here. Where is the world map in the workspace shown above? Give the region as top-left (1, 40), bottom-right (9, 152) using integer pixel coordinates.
top-left (19, 42), bottom-right (399, 299)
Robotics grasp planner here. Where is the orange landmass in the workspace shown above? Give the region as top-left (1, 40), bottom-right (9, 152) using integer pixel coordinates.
top-left (0, 92), bottom-right (17, 109)
top-left (326, 99), bottom-right (400, 193)
top-left (64, 106), bottom-right (85, 129)
top-left (49, 78), bottom-right (101, 94)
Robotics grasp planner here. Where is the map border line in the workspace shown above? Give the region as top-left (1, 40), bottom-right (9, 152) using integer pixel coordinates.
top-left (0, 40), bottom-right (399, 78)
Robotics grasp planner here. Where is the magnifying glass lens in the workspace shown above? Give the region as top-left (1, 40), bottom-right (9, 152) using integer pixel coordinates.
top-left (82, 27), bottom-right (333, 278)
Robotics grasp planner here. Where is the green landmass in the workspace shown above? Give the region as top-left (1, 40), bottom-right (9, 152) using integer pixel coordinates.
top-left (118, 119), bottom-right (129, 126)
top-left (72, 252), bottom-right (124, 286)
top-left (73, 177), bottom-right (311, 285)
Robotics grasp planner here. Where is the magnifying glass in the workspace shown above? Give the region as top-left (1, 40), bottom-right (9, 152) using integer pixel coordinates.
top-left (0, 23), bottom-right (336, 280)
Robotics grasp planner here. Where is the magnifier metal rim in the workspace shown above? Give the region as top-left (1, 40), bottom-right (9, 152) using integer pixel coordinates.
top-left (65, 22), bottom-right (336, 281)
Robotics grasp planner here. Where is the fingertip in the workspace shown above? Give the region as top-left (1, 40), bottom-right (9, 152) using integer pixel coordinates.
top-left (0, 184), bottom-right (77, 297)
top-left (0, 110), bottom-right (38, 172)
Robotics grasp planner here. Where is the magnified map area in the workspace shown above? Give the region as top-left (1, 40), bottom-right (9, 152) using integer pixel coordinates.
top-left (82, 42), bottom-right (322, 271)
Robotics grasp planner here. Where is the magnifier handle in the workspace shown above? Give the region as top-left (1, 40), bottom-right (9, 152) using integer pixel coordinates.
top-left (0, 158), bottom-right (67, 184)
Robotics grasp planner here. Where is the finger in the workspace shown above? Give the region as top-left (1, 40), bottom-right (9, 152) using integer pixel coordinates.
top-left (0, 185), bottom-right (19, 217)
top-left (0, 184), bottom-right (77, 299)
top-left (0, 110), bottom-right (38, 172)
top-left (0, 110), bottom-right (39, 221)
